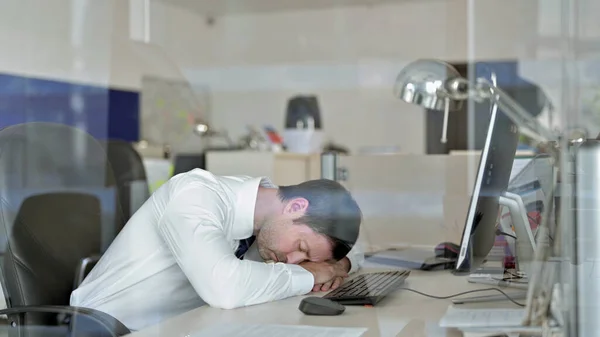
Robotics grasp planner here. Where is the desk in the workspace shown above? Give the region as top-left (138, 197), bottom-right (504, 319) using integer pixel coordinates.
top-left (127, 267), bottom-right (519, 337)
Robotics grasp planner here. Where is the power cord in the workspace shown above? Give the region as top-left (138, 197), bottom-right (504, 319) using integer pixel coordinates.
top-left (495, 229), bottom-right (517, 240)
top-left (495, 215), bottom-right (554, 243)
top-left (397, 287), bottom-right (525, 307)
top-left (497, 226), bottom-right (554, 243)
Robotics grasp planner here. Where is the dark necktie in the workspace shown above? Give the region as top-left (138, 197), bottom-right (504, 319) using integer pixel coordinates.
top-left (235, 236), bottom-right (256, 259)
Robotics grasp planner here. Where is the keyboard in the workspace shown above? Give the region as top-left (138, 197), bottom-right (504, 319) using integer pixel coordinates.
top-left (323, 270), bottom-right (410, 305)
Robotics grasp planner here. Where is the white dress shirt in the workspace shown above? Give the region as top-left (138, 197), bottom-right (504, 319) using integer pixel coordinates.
top-left (70, 169), bottom-right (364, 331)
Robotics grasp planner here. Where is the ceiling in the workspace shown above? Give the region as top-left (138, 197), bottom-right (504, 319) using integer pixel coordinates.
top-left (153, 0), bottom-right (409, 16)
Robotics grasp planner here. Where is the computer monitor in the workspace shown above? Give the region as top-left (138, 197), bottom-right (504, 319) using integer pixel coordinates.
top-left (454, 105), bottom-right (520, 274)
top-left (173, 154), bottom-right (206, 176)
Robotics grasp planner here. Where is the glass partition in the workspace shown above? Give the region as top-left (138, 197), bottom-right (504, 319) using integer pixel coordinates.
top-left (332, 153), bottom-right (470, 252)
top-left (2, 0), bottom-right (599, 335)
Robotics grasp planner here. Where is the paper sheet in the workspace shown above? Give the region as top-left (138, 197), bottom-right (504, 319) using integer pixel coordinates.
top-left (191, 324), bottom-right (368, 337)
top-left (509, 158), bottom-right (532, 181)
top-left (439, 306), bottom-right (526, 328)
top-left (462, 332), bottom-right (521, 337)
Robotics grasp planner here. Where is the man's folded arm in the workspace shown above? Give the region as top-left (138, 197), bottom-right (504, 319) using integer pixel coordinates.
top-left (156, 189), bottom-right (314, 309)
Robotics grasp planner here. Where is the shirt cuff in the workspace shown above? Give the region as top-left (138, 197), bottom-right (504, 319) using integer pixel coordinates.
top-left (287, 264), bottom-right (314, 294)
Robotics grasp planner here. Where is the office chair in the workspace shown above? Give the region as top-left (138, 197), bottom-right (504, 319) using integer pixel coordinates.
top-left (0, 122), bottom-right (130, 336)
top-left (102, 139), bottom-right (150, 231)
top-left (0, 192), bottom-right (130, 337)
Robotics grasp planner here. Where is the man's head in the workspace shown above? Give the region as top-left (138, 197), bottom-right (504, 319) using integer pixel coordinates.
top-left (256, 179), bottom-right (362, 265)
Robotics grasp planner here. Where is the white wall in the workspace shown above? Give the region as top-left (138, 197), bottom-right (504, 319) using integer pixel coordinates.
top-left (149, 0), bottom-right (543, 153)
top-left (5, 0), bottom-right (596, 152)
top-left (0, 0), bottom-right (186, 90)
top-left (0, 0), bottom-right (116, 88)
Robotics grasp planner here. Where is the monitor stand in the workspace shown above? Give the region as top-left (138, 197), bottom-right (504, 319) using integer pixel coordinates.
top-left (455, 192), bottom-right (537, 304)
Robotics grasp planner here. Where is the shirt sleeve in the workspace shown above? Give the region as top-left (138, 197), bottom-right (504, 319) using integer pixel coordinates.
top-left (345, 241), bottom-right (365, 274)
top-left (156, 187), bottom-right (315, 310)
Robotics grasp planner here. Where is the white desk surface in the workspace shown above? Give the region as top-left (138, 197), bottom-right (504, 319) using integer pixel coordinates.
top-left (127, 266), bottom-right (520, 337)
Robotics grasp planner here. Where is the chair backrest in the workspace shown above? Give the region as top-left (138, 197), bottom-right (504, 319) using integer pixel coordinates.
top-left (2, 193), bottom-right (102, 322)
top-left (102, 140), bottom-right (149, 229)
top-left (0, 122), bottom-right (125, 248)
top-left (0, 133), bottom-right (62, 189)
top-left (0, 134), bottom-right (61, 255)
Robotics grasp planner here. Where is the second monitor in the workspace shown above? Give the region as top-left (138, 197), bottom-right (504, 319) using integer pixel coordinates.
top-left (454, 104), bottom-right (520, 274)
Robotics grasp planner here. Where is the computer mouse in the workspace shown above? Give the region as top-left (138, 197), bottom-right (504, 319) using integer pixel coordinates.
top-left (434, 242), bottom-right (460, 258)
top-left (298, 296), bottom-right (346, 316)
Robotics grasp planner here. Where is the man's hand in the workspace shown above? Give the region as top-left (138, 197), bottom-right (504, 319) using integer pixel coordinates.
top-left (312, 276), bottom-right (344, 292)
top-left (301, 257), bottom-right (351, 292)
top-left (300, 260), bottom-right (348, 285)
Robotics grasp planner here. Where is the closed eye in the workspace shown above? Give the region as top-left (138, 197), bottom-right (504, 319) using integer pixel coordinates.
top-left (300, 241), bottom-right (312, 261)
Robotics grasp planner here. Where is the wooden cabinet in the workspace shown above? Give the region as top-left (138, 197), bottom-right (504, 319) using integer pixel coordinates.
top-left (205, 151), bottom-right (321, 186)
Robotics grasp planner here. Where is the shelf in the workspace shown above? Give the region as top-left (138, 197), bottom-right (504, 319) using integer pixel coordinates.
top-left (153, 0), bottom-right (416, 16)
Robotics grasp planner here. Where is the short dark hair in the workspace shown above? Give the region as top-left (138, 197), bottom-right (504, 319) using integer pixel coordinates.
top-left (278, 179), bottom-right (362, 260)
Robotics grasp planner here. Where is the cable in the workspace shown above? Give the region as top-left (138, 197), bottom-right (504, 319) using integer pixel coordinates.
top-left (495, 229), bottom-right (517, 239)
top-left (528, 214), bottom-right (555, 242)
top-left (497, 217), bottom-right (555, 243)
top-left (398, 287), bottom-right (525, 307)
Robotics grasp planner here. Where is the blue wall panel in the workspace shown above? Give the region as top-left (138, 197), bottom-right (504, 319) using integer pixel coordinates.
top-left (0, 73), bottom-right (139, 141)
top-left (108, 88), bottom-right (140, 141)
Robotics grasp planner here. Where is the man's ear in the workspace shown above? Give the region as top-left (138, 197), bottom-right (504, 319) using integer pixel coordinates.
top-left (283, 197), bottom-right (309, 215)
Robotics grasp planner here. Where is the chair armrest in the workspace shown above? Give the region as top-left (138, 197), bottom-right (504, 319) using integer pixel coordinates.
top-left (74, 255), bottom-right (102, 289)
top-left (0, 305), bottom-right (130, 337)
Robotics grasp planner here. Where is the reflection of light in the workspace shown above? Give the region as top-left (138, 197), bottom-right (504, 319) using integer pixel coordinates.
top-left (70, 93), bottom-right (85, 113)
top-left (425, 80), bottom-right (441, 92)
top-left (194, 124), bottom-right (208, 134)
top-left (425, 81), bottom-right (436, 92)
top-left (71, 0), bottom-right (90, 47)
top-left (129, 0), bottom-right (151, 42)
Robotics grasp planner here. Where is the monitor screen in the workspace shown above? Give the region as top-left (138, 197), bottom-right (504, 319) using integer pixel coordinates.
top-left (173, 154), bottom-right (206, 176)
top-left (454, 106), bottom-right (520, 274)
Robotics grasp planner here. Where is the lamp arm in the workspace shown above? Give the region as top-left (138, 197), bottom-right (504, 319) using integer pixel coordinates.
top-left (476, 78), bottom-right (557, 142)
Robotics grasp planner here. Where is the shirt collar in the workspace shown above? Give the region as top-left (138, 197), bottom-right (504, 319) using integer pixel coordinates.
top-left (231, 177), bottom-right (276, 240)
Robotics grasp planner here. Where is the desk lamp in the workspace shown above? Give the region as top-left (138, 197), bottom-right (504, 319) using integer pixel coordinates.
top-left (394, 59), bottom-right (557, 145)
top-left (393, 59), bottom-right (560, 327)
top-left (191, 118), bottom-right (234, 147)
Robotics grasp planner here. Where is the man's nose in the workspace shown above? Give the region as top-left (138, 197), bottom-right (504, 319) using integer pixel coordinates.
top-left (286, 251), bottom-right (307, 264)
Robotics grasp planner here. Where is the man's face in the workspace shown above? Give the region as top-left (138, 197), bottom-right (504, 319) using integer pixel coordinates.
top-left (256, 198), bottom-right (334, 264)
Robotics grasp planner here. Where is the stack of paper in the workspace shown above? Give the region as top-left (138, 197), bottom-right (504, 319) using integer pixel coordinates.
top-left (191, 324), bottom-right (368, 337)
top-left (439, 306), bottom-right (542, 336)
top-left (509, 158), bottom-right (533, 182)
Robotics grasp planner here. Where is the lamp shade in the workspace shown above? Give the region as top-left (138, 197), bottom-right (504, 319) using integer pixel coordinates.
top-left (394, 59), bottom-right (464, 111)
